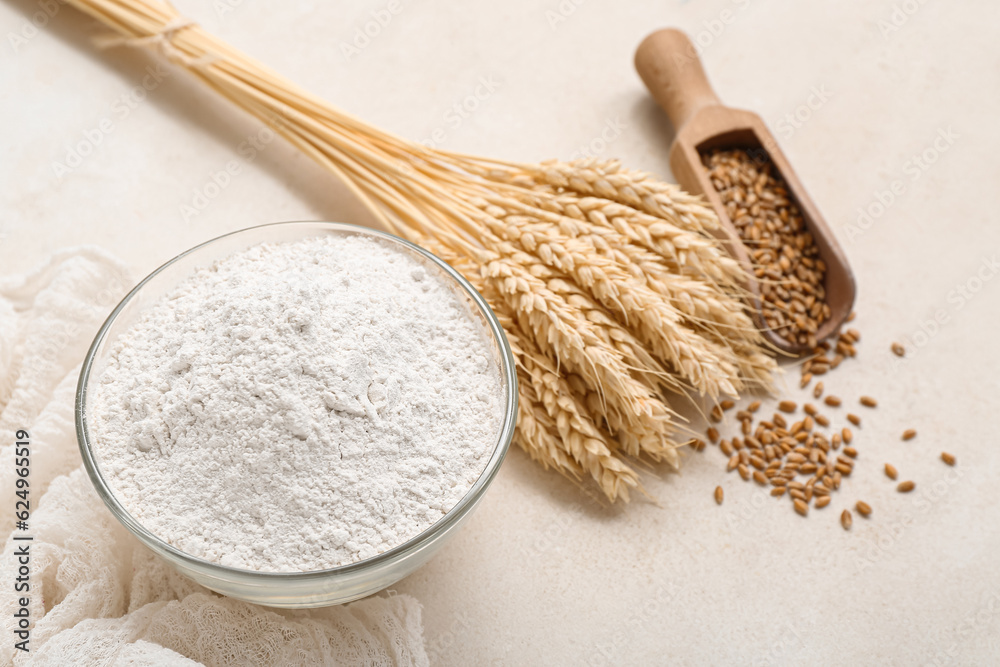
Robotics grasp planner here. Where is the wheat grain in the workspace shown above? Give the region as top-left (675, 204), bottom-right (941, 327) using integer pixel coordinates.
top-left (793, 499), bottom-right (809, 516)
top-left (702, 149), bottom-right (829, 347)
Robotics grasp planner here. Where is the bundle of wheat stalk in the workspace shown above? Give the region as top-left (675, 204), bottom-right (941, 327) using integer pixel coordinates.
top-left (63, 0), bottom-right (776, 500)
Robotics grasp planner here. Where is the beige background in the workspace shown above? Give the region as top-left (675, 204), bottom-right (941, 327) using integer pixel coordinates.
top-left (2, 0), bottom-right (999, 664)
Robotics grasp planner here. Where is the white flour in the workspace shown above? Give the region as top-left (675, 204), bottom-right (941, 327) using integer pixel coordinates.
top-left (91, 234), bottom-right (503, 572)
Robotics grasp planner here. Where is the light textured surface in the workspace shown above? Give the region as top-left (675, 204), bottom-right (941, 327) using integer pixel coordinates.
top-left (2, 0), bottom-right (999, 664)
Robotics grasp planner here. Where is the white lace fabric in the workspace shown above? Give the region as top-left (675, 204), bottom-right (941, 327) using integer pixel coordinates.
top-left (0, 249), bottom-right (430, 666)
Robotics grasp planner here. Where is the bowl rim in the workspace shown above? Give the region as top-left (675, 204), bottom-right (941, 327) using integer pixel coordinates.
top-left (76, 220), bottom-right (518, 580)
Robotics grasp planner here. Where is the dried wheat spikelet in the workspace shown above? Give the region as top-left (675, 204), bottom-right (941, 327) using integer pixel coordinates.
top-left (62, 0), bottom-right (777, 501)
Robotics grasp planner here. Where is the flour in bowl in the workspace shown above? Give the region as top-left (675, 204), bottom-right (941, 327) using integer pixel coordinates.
top-left (91, 233), bottom-right (504, 572)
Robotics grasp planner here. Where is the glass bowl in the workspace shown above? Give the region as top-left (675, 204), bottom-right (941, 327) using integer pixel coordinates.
top-left (76, 221), bottom-right (517, 608)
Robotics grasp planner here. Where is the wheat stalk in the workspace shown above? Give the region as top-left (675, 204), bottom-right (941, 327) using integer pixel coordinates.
top-left (60, 0), bottom-right (777, 501)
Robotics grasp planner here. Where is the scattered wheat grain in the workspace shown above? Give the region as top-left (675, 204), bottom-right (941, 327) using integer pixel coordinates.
top-left (794, 499), bottom-right (809, 516)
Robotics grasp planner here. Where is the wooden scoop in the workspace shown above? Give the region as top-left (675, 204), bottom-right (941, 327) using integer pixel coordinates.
top-left (634, 28), bottom-right (855, 355)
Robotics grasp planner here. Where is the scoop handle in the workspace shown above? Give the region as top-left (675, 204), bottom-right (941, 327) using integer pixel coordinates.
top-left (634, 28), bottom-right (722, 130)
